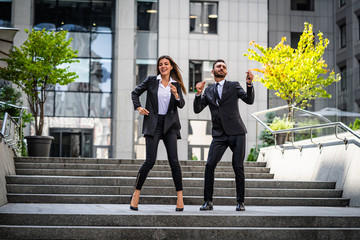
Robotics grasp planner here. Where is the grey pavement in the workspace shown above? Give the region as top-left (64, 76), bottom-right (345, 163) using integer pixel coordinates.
top-left (1, 203), bottom-right (360, 217)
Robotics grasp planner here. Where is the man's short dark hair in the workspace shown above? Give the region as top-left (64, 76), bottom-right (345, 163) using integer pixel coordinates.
top-left (212, 59), bottom-right (226, 69)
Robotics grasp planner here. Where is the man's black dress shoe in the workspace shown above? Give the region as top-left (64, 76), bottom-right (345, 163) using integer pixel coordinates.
top-left (200, 201), bottom-right (213, 211)
top-left (236, 202), bottom-right (245, 211)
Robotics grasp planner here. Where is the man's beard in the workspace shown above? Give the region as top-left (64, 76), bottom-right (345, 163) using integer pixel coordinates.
top-left (214, 71), bottom-right (226, 78)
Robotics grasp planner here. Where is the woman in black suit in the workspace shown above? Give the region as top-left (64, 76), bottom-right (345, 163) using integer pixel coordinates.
top-left (130, 55), bottom-right (187, 211)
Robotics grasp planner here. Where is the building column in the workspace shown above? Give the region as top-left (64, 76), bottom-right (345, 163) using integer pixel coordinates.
top-left (112, 0), bottom-right (136, 159)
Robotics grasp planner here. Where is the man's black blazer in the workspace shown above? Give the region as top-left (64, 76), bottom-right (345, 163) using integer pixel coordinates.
top-left (194, 81), bottom-right (254, 137)
top-left (132, 76), bottom-right (185, 138)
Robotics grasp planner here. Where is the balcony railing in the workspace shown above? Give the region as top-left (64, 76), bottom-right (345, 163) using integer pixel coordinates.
top-left (0, 101), bottom-right (27, 156)
top-left (252, 105), bottom-right (360, 153)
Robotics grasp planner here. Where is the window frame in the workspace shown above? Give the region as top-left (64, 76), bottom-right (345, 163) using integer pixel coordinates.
top-left (189, 60), bottom-right (215, 93)
top-left (290, 0), bottom-right (314, 11)
top-left (189, 1), bottom-right (218, 34)
top-left (340, 23), bottom-right (346, 49)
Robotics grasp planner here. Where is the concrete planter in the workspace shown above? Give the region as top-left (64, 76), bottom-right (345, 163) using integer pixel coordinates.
top-left (275, 133), bottom-right (288, 145)
top-left (25, 136), bottom-right (54, 157)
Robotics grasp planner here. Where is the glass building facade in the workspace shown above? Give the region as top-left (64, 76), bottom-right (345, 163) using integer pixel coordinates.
top-left (34, 0), bottom-right (114, 158)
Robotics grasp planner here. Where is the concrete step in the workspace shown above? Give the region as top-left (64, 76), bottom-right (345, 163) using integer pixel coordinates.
top-left (6, 175), bottom-right (337, 189)
top-left (1, 204), bottom-right (359, 240)
top-left (14, 169), bottom-right (274, 179)
top-left (14, 162), bottom-right (270, 173)
top-left (2, 225), bottom-right (359, 240)
top-left (6, 184), bottom-right (343, 198)
top-left (15, 157), bottom-right (267, 167)
top-left (6, 193), bottom-right (350, 206)
top-left (1, 204), bottom-right (359, 228)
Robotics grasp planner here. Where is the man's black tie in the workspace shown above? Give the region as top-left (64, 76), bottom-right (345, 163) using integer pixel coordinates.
top-left (215, 83), bottom-right (221, 106)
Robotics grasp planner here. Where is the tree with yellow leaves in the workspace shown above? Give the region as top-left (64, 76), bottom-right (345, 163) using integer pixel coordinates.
top-left (244, 22), bottom-right (340, 109)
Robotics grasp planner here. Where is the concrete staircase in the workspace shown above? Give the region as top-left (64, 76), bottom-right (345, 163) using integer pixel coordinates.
top-left (0, 157), bottom-right (359, 239)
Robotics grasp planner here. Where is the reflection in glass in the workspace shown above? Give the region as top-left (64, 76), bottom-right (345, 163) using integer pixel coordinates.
top-left (190, 2), bottom-right (201, 33)
top-left (66, 32), bottom-right (90, 57)
top-left (90, 93), bottom-right (111, 117)
top-left (93, 118), bottom-right (111, 146)
top-left (204, 2), bottom-right (217, 34)
top-left (34, 0), bottom-right (57, 30)
top-left (91, 33), bottom-right (112, 58)
top-left (96, 147), bottom-right (110, 158)
top-left (44, 91), bottom-right (55, 116)
top-left (82, 132), bottom-right (92, 157)
top-left (190, 1), bottom-right (217, 34)
top-left (49, 128), bottom-right (94, 158)
top-left (136, 60), bottom-right (157, 85)
top-left (90, 59), bottom-right (112, 92)
top-left (55, 92), bottom-right (89, 117)
top-left (188, 120), bottom-right (212, 160)
top-left (136, 32), bottom-right (158, 59)
top-left (189, 60), bottom-right (214, 92)
top-left (57, 59), bottom-right (90, 91)
top-left (91, 0), bottom-right (113, 33)
top-left (137, 1), bottom-right (158, 31)
top-left (0, 0), bottom-right (11, 27)
top-left (57, 0), bottom-right (91, 31)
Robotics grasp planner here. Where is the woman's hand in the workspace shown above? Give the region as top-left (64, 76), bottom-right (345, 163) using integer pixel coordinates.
top-left (137, 107), bottom-right (149, 115)
top-left (170, 83), bottom-right (179, 100)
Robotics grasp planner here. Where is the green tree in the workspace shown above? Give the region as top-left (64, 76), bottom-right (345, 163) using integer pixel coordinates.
top-left (0, 29), bottom-right (78, 136)
top-left (244, 22), bottom-right (340, 110)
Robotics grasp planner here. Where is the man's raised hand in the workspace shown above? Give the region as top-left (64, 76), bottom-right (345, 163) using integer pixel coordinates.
top-left (196, 81), bottom-right (206, 95)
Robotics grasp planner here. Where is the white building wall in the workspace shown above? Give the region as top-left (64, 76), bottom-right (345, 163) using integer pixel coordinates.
top-left (158, 0), bottom-right (268, 161)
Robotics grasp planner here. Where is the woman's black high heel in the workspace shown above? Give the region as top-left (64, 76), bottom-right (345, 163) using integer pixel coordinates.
top-left (175, 207), bottom-right (184, 211)
top-left (130, 195), bottom-right (138, 211)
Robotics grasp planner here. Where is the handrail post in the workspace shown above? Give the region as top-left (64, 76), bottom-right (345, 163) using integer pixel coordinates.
top-left (310, 128), bottom-right (322, 149)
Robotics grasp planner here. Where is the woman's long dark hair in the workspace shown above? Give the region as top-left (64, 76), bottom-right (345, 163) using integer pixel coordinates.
top-left (157, 55), bottom-right (187, 95)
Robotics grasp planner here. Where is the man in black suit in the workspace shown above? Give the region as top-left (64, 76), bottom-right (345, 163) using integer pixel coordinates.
top-left (193, 59), bottom-right (254, 211)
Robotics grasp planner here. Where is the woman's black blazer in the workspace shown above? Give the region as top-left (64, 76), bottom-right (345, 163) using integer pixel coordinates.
top-left (131, 76), bottom-right (185, 138)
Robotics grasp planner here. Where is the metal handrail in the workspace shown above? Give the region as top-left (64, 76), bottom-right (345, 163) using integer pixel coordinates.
top-left (0, 101), bottom-right (28, 156)
top-left (252, 105), bottom-right (360, 153)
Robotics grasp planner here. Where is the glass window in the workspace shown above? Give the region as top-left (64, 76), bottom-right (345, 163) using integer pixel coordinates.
top-left (90, 59), bottom-right (111, 92)
top-left (340, 0), bottom-right (346, 7)
top-left (56, 58), bottom-right (90, 91)
top-left (137, 1), bottom-right (158, 31)
top-left (358, 15), bottom-right (360, 40)
top-left (89, 93), bottom-right (111, 117)
top-left (49, 128), bottom-right (94, 157)
top-left (66, 32), bottom-right (90, 58)
top-left (57, 0), bottom-right (91, 32)
top-left (340, 66), bottom-right (347, 91)
top-left (189, 60), bottom-right (214, 93)
top-left (91, 0), bottom-right (113, 32)
top-left (190, 1), bottom-right (218, 34)
top-left (136, 32), bottom-right (158, 59)
top-left (91, 33), bottom-right (112, 58)
top-left (291, 0), bottom-right (314, 11)
top-left (44, 91), bottom-right (55, 116)
top-left (0, 0), bottom-right (12, 27)
top-left (340, 24), bottom-right (346, 48)
top-left (55, 92), bottom-right (89, 117)
top-left (188, 120), bottom-right (212, 160)
top-left (136, 59), bottom-right (157, 85)
top-left (291, 32), bottom-right (302, 49)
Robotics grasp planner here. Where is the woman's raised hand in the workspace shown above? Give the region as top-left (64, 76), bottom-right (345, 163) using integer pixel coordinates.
top-left (170, 83), bottom-right (179, 100)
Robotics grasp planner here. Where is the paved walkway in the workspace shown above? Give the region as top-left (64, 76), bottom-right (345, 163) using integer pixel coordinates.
top-left (1, 203), bottom-right (360, 216)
